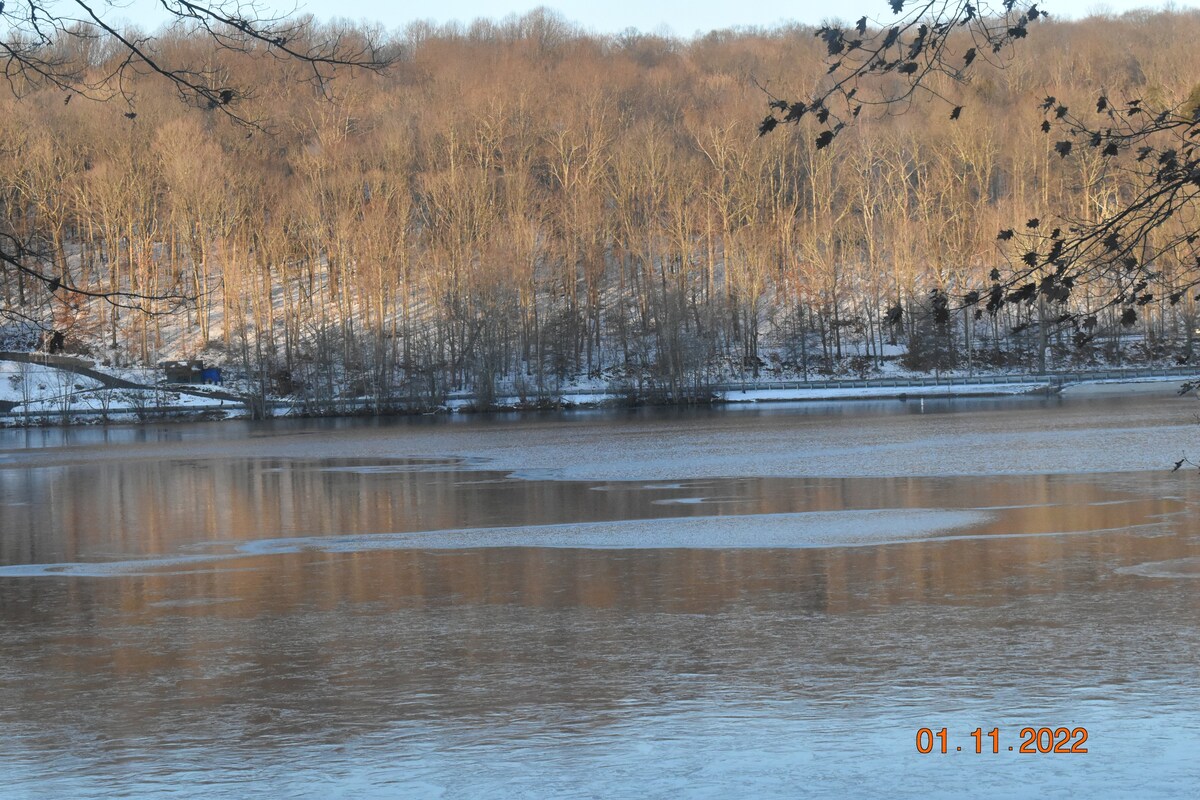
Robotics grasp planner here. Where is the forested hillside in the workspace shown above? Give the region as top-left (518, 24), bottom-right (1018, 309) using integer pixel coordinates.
top-left (3, 8), bottom-right (1200, 404)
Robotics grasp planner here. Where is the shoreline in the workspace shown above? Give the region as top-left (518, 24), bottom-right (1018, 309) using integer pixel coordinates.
top-left (1, 371), bottom-right (1194, 428)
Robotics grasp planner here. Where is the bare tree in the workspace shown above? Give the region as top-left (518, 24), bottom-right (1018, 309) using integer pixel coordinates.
top-left (3, 10), bottom-right (1199, 408)
top-left (759, 1), bottom-right (1200, 366)
top-left (0, 0), bottom-right (389, 327)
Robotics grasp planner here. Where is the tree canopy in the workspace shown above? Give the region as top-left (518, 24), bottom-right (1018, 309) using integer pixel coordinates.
top-left (3, 7), bottom-right (1200, 402)
top-left (761, 1), bottom-right (1200, 350)
top-left (1, 0), bottom-right (387, 324)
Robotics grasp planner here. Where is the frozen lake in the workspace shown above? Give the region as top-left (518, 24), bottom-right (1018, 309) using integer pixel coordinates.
top-left (2, 392), bottom-right (1199, 797)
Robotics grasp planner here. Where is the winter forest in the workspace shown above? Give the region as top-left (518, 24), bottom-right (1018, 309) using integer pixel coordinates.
top-left (3, 7), bottom-right (1200, 406)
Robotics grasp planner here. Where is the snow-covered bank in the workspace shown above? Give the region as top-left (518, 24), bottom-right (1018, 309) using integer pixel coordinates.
top-left (448, 371), bottom-right (1197, 411)
top-left (1059, 378), bottom-right (1191, 396)
top-left (1, 360), bottom-right (232, 423)
top-left (717, 374), bottom-right (1196, 403)
top-left (484, 374), bottom-right (1192, 408)
top-left (715, 383), bottom-right (1049, 403)
top-left (3, 354), bottom-right (1197, 426)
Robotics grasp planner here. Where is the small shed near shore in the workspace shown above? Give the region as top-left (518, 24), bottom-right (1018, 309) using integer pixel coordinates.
top-left (161, 360), bottom-right (204, 383)
top-left (161, 360), bottom-right (221, 385)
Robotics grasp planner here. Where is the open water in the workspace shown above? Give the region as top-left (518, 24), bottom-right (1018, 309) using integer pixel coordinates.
top-left (1, 392), bottom-right (1198, 797)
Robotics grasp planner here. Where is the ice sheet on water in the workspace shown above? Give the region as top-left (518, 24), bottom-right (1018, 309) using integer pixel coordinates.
top-left (232, 508), bottom-right (991, 553)
top-left (0, 509), bottom-right (993, 576)
top-left (589, 483), bottom-right (693, 491)
top-left (0, 554), bottom-right (244, 577)
top-left (1115, 557), bottom-right (1200, 578)
top-left (319, 459), bottom-right (463, 474)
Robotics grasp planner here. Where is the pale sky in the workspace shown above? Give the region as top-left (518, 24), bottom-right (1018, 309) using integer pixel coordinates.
top-left (114, 0), bottom-right (1200, 37)
top-left (313, 1), bottom-right (1200, 36)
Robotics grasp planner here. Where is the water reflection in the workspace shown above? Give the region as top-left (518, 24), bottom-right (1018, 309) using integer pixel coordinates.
top-left (0, 456), bottom-right (1191, 566)
top-left (2, 409), bottom-right (1200, 797)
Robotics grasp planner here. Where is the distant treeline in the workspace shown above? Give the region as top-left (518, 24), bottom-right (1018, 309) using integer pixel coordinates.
top-left (3, 8), bottom-right (1200, 402)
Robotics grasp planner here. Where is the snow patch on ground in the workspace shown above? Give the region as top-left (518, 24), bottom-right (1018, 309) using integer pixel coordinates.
top-left (1, 362), bottom-right (101, 405)
top-left (1, 360), bottom-right (229, 422)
